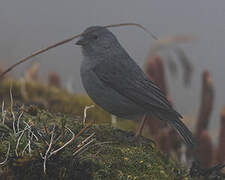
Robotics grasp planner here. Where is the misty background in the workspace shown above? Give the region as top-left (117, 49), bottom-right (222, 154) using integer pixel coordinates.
top-left (0, 0), bottom-right (225, 141)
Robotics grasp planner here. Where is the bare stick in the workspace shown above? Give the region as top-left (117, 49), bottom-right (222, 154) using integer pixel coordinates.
top-left (40, 121), bottom-right (93, 174)
top-left (43, 125), bottom-right (55, 174)
top-left (22, 124), bottom-right (38, 156)
top-left (104, 22), bottom-right (158, 40)
top-left (22, 131), bottom-right (31, 156)
top-left (73, 138), bottom-right (95, 156)
top-left (0, 142), bottom-right (10, 165)
top-left (73, 133), bottom-right (96, 156)
top-left (0, 23), bottom-right (156, 78)
top-left (71, 120), bottom-right (94, 143)
top-left (15, 122), bottom-right (32, 156)
top-left (0, 33), bottom-right (82, 78)
top-left (83, 105), bottom-right (94, 125)
top-left (9, 84), bottom-right (17, 135)
top-left (1, 101), bottom-right (7, 124)
top-left (22, 141), bottom-right (30, 156)
top-left (49, 127), bottom-right (75, 157)
top-left (17, 112), bottom-right (23, 133)
top-left (15, 129), bottom-right (26, 156)
top-left (23, 121), bottom-right (39, 141)
top-left (77, 132), bottom-right (95, 148)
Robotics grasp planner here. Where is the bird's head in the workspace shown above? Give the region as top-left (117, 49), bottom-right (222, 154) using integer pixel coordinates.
top-left (76, 26), bottom-right (119, 55)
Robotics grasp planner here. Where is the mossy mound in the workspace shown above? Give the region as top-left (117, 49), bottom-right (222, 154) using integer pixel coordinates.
top-left (0, 78), bottom-right (111, 123)
top-left (0, 106), bottom-right (188, 180)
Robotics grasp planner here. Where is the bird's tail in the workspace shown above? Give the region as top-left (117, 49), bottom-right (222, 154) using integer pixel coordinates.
top-left (155, 111), bottom-right (197, 148)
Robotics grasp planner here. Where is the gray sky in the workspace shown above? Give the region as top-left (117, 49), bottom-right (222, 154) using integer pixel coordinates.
top-left (1, 0), bottom-right (225, 138)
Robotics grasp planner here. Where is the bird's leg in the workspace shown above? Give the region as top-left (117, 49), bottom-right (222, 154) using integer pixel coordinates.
top-left (128, 114), bottom-right (155, 146)
top-left (135, 114), bottom-right (147, 138)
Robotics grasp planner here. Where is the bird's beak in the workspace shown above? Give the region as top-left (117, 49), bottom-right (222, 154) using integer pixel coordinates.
top-left (75, 38), bottom-right (86, 46)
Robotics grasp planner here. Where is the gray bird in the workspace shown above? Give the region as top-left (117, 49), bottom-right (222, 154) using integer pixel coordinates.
top-left (76, 26), bottom-right (196, 147)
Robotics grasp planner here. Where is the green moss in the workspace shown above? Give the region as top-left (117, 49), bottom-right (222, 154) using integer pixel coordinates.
top-left (0, 78), bottom-right (209, 179)
top-left (0, 78), bottom-right (111, 123)
top-left (0, 105), bottom-right (191, 180)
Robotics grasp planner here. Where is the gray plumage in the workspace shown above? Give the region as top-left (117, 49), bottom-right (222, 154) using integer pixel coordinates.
top-left (76, 26), bottom-right (196, 147)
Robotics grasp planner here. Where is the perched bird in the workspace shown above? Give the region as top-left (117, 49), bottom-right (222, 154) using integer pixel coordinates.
top-left (76, 26), bottom-right (196, 147)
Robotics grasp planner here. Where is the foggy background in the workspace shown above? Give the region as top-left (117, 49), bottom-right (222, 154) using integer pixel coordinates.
top-left (0, 0), bottom-right (225, 140)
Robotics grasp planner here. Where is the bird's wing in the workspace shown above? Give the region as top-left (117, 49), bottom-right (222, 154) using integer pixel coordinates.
top-left (92, 57), bottom-right (179, 115)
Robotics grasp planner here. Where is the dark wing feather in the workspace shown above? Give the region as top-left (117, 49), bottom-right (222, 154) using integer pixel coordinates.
top-left (92, 56), bottom-right (180, 116)
top-left (92, 56), bottom-right (199, 147)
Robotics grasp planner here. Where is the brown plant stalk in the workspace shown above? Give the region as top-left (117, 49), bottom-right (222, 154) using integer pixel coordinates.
top-left (215, 105), bottom-right (225, 164)
top-left (195, 130), bottom-right (213, 168)
top-left (0, 23), bottom-right (157, 78)
top-left (196, 70), bottom-right (214, 137)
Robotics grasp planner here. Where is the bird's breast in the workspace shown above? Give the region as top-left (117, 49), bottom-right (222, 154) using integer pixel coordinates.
top-left (80, 60), bottom-right (144, 119)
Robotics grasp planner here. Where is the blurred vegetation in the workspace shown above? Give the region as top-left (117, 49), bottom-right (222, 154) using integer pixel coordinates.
top-left (0, 78), bottom-right (111, 123)
top-left (0, 77), bottom-right (196, 179)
